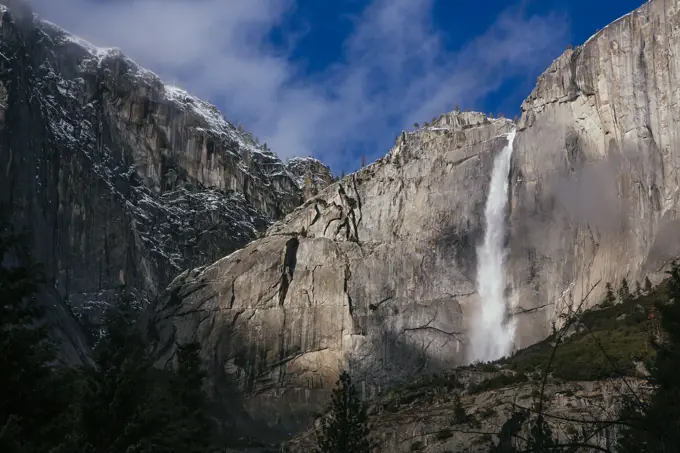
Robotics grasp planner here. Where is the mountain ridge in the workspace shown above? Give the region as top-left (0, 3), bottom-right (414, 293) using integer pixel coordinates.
top-left (0, 1), bottom-right (332, 364)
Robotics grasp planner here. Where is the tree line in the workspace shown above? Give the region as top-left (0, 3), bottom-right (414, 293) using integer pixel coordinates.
top-left (0, 212), bottom-right (220, 452)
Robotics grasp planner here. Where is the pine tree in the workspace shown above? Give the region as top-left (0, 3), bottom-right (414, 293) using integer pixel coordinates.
top-left (165, 341), bottom-right (215, 452)
top-left (526, 415), bottom-right (558, 452)
top-left (67, 296), bottom-right (219, 452)
top-left (74, 292), bottom-right (153, 452)
top-left (491, 409), bottom-right (560, 452)
top-left (452, 393), bottom-right (468, 424)
top-left (617, 260), bottom-right (680, 452)
top-left (413, 122), bottom-right (420, 129)
top-left (602, 283), bottom-right (616, 307)
top-left (361, 155), bottom-right (366, 168)
top-left (128, 341), bottom-right (216, 453)
top-left (0, 209), bottom-right (67, 453)
top-left (491, 410), bottom-right (527, 453)
top-left (314, 371), bottom-right (372, 453)
top-left (619, 278), bottom-right (631, 302)
top-left (644, 276), bottom-right (653, 294)
top-left (635, 280), bottom-right (642, 298)
top-left (341, 170), bottom-right (346, 179)
top-left (0, 208), bottom-right (221, 452)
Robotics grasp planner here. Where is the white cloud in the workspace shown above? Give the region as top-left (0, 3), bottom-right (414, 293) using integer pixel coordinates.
top-left (28, 0), bottom-right (569, 171)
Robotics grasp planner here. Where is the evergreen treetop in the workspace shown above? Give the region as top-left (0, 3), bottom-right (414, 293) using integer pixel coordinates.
top-left (603, 282), bottom-right (616, 307)
top-left (0, 209), bottom-right (62, 453)
top-left (453, 392), bottom-right (468, 424)
top-left (314, 371), bottom-right (372, 453)
top-left (619, 278), bottom-right (631, 302)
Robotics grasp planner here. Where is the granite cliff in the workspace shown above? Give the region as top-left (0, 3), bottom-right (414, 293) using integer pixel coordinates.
top-left (157, 112), bottom-right (514, 433)
top-left (0, 1), bottom-right (331, 363)
top-left (155, 0), bottom-right (680, 438)
top-left (509, 0), bottom-right (680, 348)
top-left (2, 0), bottom-right (680, 447)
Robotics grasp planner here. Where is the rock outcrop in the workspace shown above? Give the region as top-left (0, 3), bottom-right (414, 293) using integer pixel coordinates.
top-left (509, 0), bottom-right (680, 348)
top-left (286, 157), bottom-right (334, 201)
top-left (0, 3), bottom-right (325, 362)
top-left (284, 369), bottom-right (649, 453)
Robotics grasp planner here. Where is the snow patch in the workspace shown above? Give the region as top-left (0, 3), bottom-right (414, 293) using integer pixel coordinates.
top-left (163, 84), bottom-right (288, 172)
top-left (287, 156), bottom-right (322, 165)
top-left (40, 19), bottom-right (114, 58)
top-left (39, 19), bottom-right (161, 87)
top-left (62, 33), bottom-right (116, 59)
top-left (164, 85), bottom-right (232, 136)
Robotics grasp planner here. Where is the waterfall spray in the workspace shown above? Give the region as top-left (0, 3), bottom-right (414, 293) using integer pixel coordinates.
top-left (468, 129), bottom-right (517, 363)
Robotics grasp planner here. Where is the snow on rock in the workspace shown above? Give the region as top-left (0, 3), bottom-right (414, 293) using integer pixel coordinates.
top-left (286, 156), bottom-right (334, 192)
top-left (0, 7), bottom-right (330, 336)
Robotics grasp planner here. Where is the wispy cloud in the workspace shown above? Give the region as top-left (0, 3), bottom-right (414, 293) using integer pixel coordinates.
top-left (29, 0), bottom-right (569, 172)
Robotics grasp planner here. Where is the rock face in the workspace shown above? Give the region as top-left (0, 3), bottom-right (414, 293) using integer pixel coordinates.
top-left (285, 157), bottom-right (334, 201)
top-left (509, 0), bottom-right (680, 348)
top-left (0, 3), bottom-right (323, 362)
top-left (156, 112), bottom-right (515, 432)
top-left (284, 370), bottom-right (650, 453)
top-left (6, 0), bottom-right (680, 444)
top-left (157, 0), bottom-right (680, 437)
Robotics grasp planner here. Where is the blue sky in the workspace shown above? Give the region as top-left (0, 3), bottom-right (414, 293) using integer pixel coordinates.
top-left (31, 0), bottom-right (643, 175)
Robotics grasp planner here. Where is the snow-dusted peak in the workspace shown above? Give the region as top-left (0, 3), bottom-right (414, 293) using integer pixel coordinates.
top-left (59, 29), bottom-right (116, 59)
top-left (33, 14), bottom-right (282, 165)
top-left (38, 19), bottom-right (162, 84)
top-left (162, 84), bottom-right (262, 154)
top-left (287, 156), bottom-right (328, 167)
top-left (286, 156), bottom-right (334, 193)
top-left (39, 19), bottom-right (117, 60)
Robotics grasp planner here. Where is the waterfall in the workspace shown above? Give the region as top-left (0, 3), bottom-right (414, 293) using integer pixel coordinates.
top-left (468, 128), bottom-right (517, 364)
